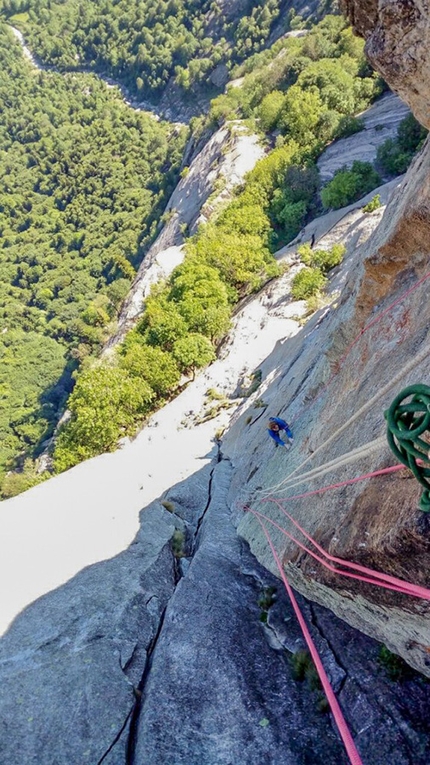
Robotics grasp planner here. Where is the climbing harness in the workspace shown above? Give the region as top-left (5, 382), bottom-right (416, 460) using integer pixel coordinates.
top-left (385, 384), bottom-right (430, 512)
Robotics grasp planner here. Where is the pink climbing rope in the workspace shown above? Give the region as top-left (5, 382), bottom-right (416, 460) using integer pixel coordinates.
top-left (264, 463), bottom-right (405, 504)
top-left (290, 268), bottom-right (430, 425)
top-left (248, 506), bottom-right (430, 601)
top-left (249, 463), bottom-right (430, 600)
top-left (256, 516), bottom-right (364, 765)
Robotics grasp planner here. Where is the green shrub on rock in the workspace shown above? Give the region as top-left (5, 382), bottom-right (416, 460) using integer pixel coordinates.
top-left (362, 194), bottom-right (382, 213)
top-left (291, 267), bottom-right (327, 300)
top-left (172, 334), bottom-right (215, 378)
top-left (321, 161), bottom-right (381, 209)
top-left (297, 243), bottom-right (346, 273)
top-left (54, 366), bottom-right (154, 471)
top-left (120, 344), bottom-right (181, 397)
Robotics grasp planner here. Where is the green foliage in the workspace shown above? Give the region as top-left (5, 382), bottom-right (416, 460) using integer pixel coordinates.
top-left (139, 293), bottom-right (189, 351)
top-left (397, 113), bottom-right (427, 153)
top-left (321, 161), bottom-right (381, 209)
top-left (172, 333), bottom-right (215, 375)
top-left (335, 115), bottom-right (364, 138)
top-left (1, 459), bottom-right (46, 499)
top-left (298, 243), bottom-right (346, 274)
top-left (171, 528), bottom-right (186, 558)
top-left (362, 194), bottom-right (382, 213)
top-left (161, 499), bottom-right (175, 513)
top-left (257, 586), bottom-right (277, 612)
top-left (169, 261), bottom-right (231, 340)
top-left (0, 330), bottom-right (68, 495)
top-left (120, 342), bottom-right (181, 397)
top-left (0, 25), bottom-right (185, 485)
top-left (377, 646), bottom-right (416, 682)
top-left (270, 163), bottom-right (320, 245)
top-left (291, 267), bottom-right (327, 300)
top-left (186, 224), bottom-right (277, 296)
top-left (290, 650), bottom-right (321, 690)
top-left (54, 366), bottom-right (154, 471)
top-left (279, 86), bottom-right (324, 148)
top-left (258, 90), bottom-right (286, 132)
top-left (3, 0), bottom-right (286, 100)
top-left (205, 388), bottom-right (225, 401)
top-left (377, 114), bottom-right (428, 175)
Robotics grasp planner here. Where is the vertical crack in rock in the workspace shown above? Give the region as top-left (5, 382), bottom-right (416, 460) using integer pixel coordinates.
top-left (124, 452), bottom-right (223, 763)
top-left (125, 604), bottom-right (168, 765)
top-left (308, 602), bottom-right (348, 696)
top-left (192, 443), bottom-right (223, 546)
top-left (97, 705), bottom-right (135, 765)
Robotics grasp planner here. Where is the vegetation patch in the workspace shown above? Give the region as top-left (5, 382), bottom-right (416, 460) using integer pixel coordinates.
top-left (171, 529), bottom-right (186, 559)
top-left (321, 161), bottom-right (381, 209)
top-left (377, 645), bottom-right (418, 682)
top-left (377, 114), bottom-right (428, 176)
top-left (258, 585), bottom-right (277, 622)
top-left (291, 267), bottom-right (327, 301)
top-left (362, 194), bottom-right (382, 213)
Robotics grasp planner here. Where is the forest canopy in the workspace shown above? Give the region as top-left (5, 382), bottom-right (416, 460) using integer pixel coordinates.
top-left (0, 0), bottom-right (300, 101)
top-left (0, 23), bottom-right (185, 492)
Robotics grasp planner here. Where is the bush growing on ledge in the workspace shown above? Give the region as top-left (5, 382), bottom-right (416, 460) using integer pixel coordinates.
top-left (377, 113), bottom-right (428, 176)
top-left (321, 161), bottom-right (381, 209)
top-left (120, 342), bottom-right (181, 397)
top-left (54, 366), bottom-right (154, 472)
top-left (298, 243), bottom-right (346, 274)
top-left (362, 194), bottom-right (382, 213)
top-left (172, 333), bottom-right (216, 378)
top-left (291, 267), bottom-right (327, 301)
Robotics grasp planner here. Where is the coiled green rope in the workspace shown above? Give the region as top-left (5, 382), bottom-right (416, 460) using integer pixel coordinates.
top-left (385, 384), bottom-right (430, 512)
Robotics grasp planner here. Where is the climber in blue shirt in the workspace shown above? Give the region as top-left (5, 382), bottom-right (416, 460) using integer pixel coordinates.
top-left (267, 417), bottom-right (293, 449)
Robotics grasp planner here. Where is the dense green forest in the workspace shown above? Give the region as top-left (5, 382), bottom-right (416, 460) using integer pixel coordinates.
top-left (0, 23), bottom-right (186, 495)
top-left (0, 7), bottom-right (426, 494)
top-left (0, 0), bottom-right (315, 102)
top-left (53, 14), bottom-right (387, 472)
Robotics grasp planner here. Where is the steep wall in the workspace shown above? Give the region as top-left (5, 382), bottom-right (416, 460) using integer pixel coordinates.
top-left (230, 144), bottom-right (430, 674)
top-left (1, 178), bottom-right (429, 762)
top-left (229, 0), bottom-right (430, 677)
top-left (340, 0), bottom-right (430, 130)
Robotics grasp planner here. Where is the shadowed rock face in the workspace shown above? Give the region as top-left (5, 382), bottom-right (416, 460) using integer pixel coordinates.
top-left (1, 459), bottom-right (429, 764)
top-left (340, 0), bottom-right (430, 129)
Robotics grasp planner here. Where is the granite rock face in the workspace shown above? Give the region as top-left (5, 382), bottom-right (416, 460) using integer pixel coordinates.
top-left (340, 0), bottom-right (430, 130)
top-left (1, 458), bottom-right (429, 765)
top-left (229, 139), bottom-right (430, 678)
top-left (0, 503), bottom-right (177, 765)
top-left (317, 92), bottom-right (410, 183)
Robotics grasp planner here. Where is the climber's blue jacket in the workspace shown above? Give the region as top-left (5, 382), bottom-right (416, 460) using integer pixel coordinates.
top-left (267, 417), bottom-right (293, 445)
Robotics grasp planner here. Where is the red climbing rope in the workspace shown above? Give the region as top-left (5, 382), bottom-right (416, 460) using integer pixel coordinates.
top-left (290, 268), bottom-right (430, 425)
top-left (256, 515), bottom-right (364, 765)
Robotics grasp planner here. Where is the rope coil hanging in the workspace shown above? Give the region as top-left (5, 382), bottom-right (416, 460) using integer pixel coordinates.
top-left (385, 384), bottom-right (430, 512)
